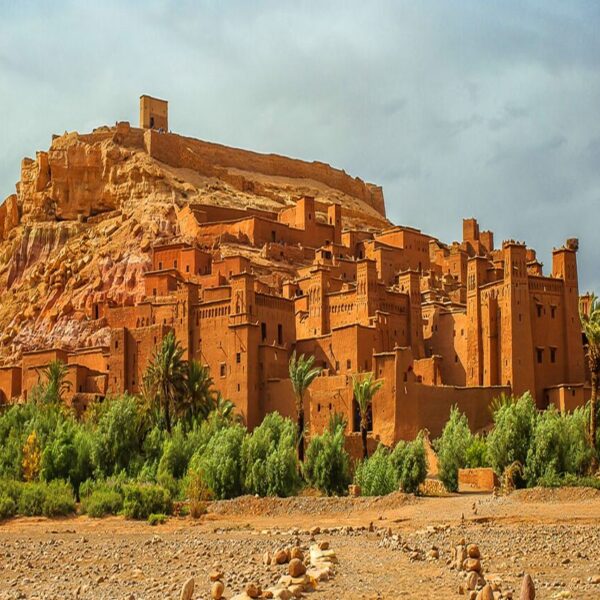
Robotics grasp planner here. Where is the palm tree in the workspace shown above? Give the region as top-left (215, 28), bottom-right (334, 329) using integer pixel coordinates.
top-left (142, 331), bottom-right (186, 434)
top-left (581, 293), bottom-right (600, 471)
top-left (353, 372), bottom-right (383, 459)
top-left (182, 360), bottom-right (215, 424)
top-left (211, 394), bottom-right (239, 422)
top-left (289, 351), bottom-right (322, 462)
top-left (38, 360), bottom-right (70, 404)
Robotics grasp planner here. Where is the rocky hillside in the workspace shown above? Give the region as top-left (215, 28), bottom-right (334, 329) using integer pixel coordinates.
top-left (0, 122), bottom-right (389, 364)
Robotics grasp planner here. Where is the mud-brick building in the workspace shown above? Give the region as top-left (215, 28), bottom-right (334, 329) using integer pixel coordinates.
top-left (0, 96), bottom-right (591, 446)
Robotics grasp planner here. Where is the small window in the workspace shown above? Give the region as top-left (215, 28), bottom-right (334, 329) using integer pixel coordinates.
top-left (277, 324), bottom-right (283, 345)
top-left (236, 352), bottom-right (241, 364)
top-left (158, 261), bottom-right (163, 270)
top-left (186, 265), bottom-right (190, 273)
top-left (346, 359), bottom-right (352, 370)
top-left (536, 304), bottom-right (542, 318)
top-left (174, 260), bottom-right (178, 269)
top-left (261, 322), bottom-right (267, 341)
top-left (551, 306), bottom-right (556, 319)
top-left (455, 354), bottom-right (458, 363)
top-left (220, 363), bottom-right (226, 377)
top-left (536, 348), bottom-right (544, 364)
top-left (550, 348), bottom-right (557, 363)
top-left (115, 340), bottom-right (119, 349)
top-left (153, 288), bottom-right (157, 296)
top-left (237, 383), bottom-right (240, 392)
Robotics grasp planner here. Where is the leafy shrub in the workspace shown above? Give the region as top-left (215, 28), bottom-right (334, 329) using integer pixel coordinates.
top-left (354, 445), bottom-right (397, 496)
top-left (82, 489), bottom-right (124, 517)
top-left (16, 481), bottom-right (75, 517)
top-left (157, 424), bottom-right (194, 481)
top-left (487, 392), bottom-right (537, 478)
top-left (0, 479), bottom-right (23, 504)
top-left (122, 483), bottom-right (172, 520)
top-left (41, 422), bottom-right (94, 493)
top-left (434, 407), bottom-right (474, 492)
top-left (525, 406), bottom-right (592, 485)
top-left (186, 469), bottom-right (213, 518)
top-left (41, 480), bottom-right (76, 516)
top-left (304, 427), bottom-right (351, 496)
top-left (0, 495), bottom-right (16, 520)
top-left (91, 396), bottom-right (143, 477)
top-left (18, 482), bottom-right (46, 515)
top-left (465, 435), bottom-right (489, 468)
top-left (537, 472), bottom-right (600, 490)
top-left (148, 513), bottom-right (168, 526)
top-left (391, 435), bottom-right (428, 494)
top-left (0, 403), bottom-right (68, 480)
top-left (241, 413), bottom-right (300, 497)
top-left (191, 424), bottom-right (246, 500)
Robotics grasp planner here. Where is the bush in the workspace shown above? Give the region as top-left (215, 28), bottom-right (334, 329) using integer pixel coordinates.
top-left (0, 495), bottom-right (16, 519)
top-left (157, 424), bottom-right (194, 481)
top-left (304, 427), bottom-right (351, 496)
top-left (16, 481), bottom-right (75, 517)
top-left (241, 413), bottom-right (301, 497)
top-left (41, 422), bottom-right (94, 493)
top-left (487, 392), bottom-right (537, 479)
top-left (354, 445), bottom-right (397, 496)
top-left (525, 406), bottom-right (592, 485)
top-left (91, 396), bottom-right (144, 477)
top-left (148, 513), bottom-right (168, 526)
top-left (537, 472), bottom-right (600, 490)
top-left (0, 479), bottom-right (23, 504)
top-left (82, 489), bottom-right (124, 517)
top-left (192, 424), bottom-right (246, 500)
top-left (391, 435), bottom-right (428, 494)
top-left (0, 403), bottom-right (68, 480)
top-left (465, 435), bottom-right (489, 468)
top-left (18, 482), bottom-right (46, 515)
top-left (41, 480), bottom-right (76, 516)
top-left (434, 407), bottom-right (473, 492)
top-left (122, 483), bottom-right (172, 520)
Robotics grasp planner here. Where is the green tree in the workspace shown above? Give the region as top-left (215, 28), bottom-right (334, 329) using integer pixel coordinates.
top-left (210, 394), bottom-right (238, 422)
top-left (91, 395), bottom-right (143, 476)
top-left (143, 331), bottom-right (186, 434)
top-left (391, 435), bottom-right (428, 494)
top-left (241, 413), bottom-right (300, 497)
top-left (288, 351), bottom-right (321, 462)
top-left (487, 392), bottom-right (537, 480)
top-left (181, 360), bottom-right (215, 425)
top-left (352, 372), bottom-right (383, 458)
top-left (354, 445), bottom-right (397, 496)
top-left (38, 360), bottom-right (70, 404)
top-left (581, 293), bottom-right (600, 470)
top-left (434, 406), bottom-right (473, 492)
top-left (304, 426), bottom-right (351, 496)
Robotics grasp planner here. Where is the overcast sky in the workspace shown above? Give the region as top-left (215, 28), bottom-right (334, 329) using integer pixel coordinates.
top-left (1, 0), bottom-right (598, 291)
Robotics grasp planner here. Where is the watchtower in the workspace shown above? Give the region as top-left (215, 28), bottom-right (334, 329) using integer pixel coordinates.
top-left (139, 95), bottom-right (168, 130)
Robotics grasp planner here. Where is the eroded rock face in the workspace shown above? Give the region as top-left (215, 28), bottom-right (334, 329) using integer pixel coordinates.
top-left (0, 123), bottom-right (389, 364)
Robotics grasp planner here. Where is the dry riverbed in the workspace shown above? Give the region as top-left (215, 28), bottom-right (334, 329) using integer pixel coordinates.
top-left (0, 488), bottom-right (599, 599)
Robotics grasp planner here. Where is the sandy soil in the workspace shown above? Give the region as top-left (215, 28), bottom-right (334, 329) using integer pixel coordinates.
top-left (1, 488), bottom-right (599, 600)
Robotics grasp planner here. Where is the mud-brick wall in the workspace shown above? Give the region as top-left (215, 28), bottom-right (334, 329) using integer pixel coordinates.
top-left (145, 130), bottom-right (386, 217)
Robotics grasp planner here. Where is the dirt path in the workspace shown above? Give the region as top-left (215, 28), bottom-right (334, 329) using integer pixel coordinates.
top-left (1, 489), bottom-right (599, 599)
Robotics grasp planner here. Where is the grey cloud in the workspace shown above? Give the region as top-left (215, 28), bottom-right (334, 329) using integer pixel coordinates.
top-left (0, 0), bottom-right (598, 292)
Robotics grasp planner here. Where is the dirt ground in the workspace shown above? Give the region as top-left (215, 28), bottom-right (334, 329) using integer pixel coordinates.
top-left (1, 487), bottom-right (600, 600)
